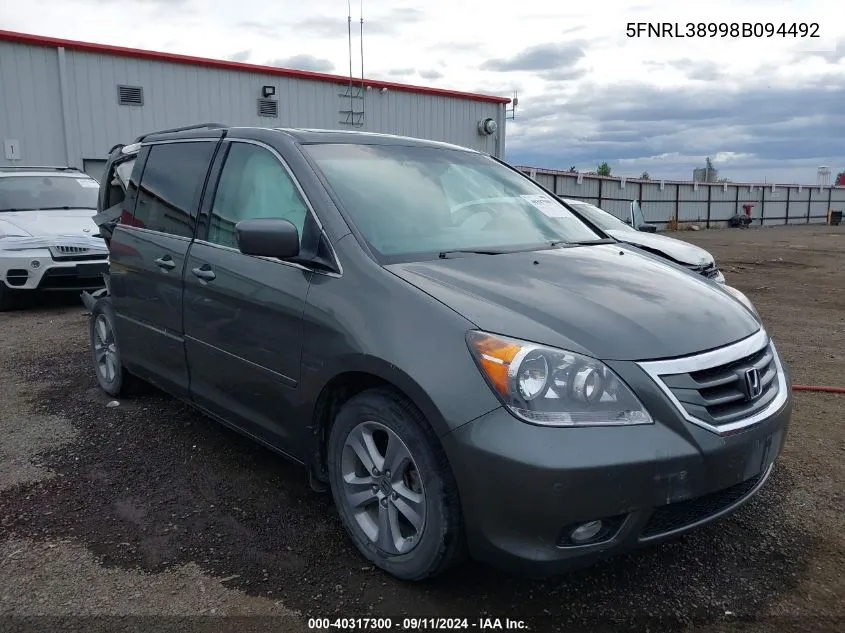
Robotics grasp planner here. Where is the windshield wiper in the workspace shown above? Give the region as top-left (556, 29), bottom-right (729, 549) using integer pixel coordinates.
top-left (33, 205), bottom-right (97, 211)
top-left (438, 248), bottom-right (511, 258)
top-left (563, 238), bottom-right (617, 246)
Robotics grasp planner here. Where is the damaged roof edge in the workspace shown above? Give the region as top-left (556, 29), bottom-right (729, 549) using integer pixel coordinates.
top-left (0, 29), bottom-right (512, 105)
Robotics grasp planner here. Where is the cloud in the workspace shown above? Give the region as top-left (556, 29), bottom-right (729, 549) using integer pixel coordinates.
top-left (481, 42), bottom-right (586, 73)
top-left (387, 67), bottom-right (416, 76)
top-left (92, 0), bottom-right (188, 3)
top-left (237, 20), bottom-right (286, 38)
top-left (662, 58), bottom-right (724, 81)
top-left (426, 41), bottom-right (483, 54)
top-left (284, 16), bottom-right (384, 37)
top-left (388, 7), bottom-right (425, 22)
top-left (793, 37), bottom-right (845, 64)
top-left (266, 54), bottom-right (335, 73)
top-left (419, 69), bottom-right (443, 80)
top-left (226, 49), bottom-right (251, 62)
top-left (507, 72), bottom-right (845, 181)
top-left (284, 7), bottom-right (425, 39)
top-left (542, 67), bottom-right (588, 81)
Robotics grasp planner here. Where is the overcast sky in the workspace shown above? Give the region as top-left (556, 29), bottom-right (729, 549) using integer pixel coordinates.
top-left (2, 0), bottom-right (844, 183)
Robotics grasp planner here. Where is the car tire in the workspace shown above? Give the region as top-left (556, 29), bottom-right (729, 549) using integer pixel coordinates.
top-left (327, 388), bottom-right (466, 581)
top-left (89, 298), bottom-right (140, 397)
top-left (0, 285), bottom-right (17, 311)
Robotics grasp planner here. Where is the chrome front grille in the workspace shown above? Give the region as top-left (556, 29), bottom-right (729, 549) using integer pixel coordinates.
top-left (662, 344), bottom-right (779, 426)
top-left (49, 245), bottom-right (108, 261)
top-left (638, 330), bottom-right (787, 435)
top-left (688, 261), bottom-right (720, 279)
top-left (55, 245), bottom-right (89, 255)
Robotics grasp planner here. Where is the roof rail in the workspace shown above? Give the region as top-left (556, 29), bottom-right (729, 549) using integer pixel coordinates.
top-left (135, 122), bottom-right (226, 142)
top-left (0, 165), bottom-right (83, 172)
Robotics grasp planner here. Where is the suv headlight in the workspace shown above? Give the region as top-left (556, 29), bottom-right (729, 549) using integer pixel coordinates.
top-left (466, 331), bottom-right (653, 427)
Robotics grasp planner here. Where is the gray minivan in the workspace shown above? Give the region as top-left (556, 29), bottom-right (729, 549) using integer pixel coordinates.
top-left (85, 125), bottom-right (791, 581)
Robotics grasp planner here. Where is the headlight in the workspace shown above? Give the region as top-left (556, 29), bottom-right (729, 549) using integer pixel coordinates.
top-left (466, 331), bottom-right (653, 427)
top-left (722, 285), bottom-right (759, 318)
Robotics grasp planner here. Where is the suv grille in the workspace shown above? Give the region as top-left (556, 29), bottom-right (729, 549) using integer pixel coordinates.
top-left (658, 343), bottom-right (779, 429)
top-left (638, 330), bottom-right (786, 434)
top-left (641, 467), bottom-right (769, 538)
top-left (49, 245), bottom-right (108, 261)
top-left (687, 261), bottom-right (720, 279)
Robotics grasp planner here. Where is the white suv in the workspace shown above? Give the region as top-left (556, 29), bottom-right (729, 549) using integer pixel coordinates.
top-left (0, 166), bottom-right (109, 310)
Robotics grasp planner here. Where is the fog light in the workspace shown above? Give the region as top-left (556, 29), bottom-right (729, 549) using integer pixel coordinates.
top-left (570, 520), bottom-right (603, 543)
top-left (30, 260), bottom-right (41, 269)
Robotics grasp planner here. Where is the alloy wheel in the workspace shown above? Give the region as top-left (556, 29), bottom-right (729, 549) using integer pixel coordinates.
top-left (340, 420), bottom-right (427, 555)
top-left (93, 314), bottom-right (119, 383)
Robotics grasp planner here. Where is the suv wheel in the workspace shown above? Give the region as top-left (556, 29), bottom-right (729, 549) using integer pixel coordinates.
top-left (0, 285), bottom-right (17, 311)
top-left (89, 298), bottom-right (138, 397)
top-left (327, 389), bottom-right (465, 580)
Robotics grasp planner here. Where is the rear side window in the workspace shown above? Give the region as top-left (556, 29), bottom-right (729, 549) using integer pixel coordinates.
top-left (133, 141), bottom-right (215, 238)
top-left (103, 157), bottom-right (135, 211)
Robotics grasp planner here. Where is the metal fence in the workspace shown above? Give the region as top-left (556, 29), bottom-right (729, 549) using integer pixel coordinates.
top-left (517, 167), bottom-right (845, 230)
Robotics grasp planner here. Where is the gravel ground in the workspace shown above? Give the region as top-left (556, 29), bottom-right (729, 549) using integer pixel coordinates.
top-left (0, 225), bottom-right (843, 633)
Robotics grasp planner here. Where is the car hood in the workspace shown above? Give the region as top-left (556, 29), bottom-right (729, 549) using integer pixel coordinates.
top-left (0, 209), bottom-right (100, 238)
top-left (605, 228), bottom-right (713, 267)
top-left (386, 244), bottom-right (759, 361)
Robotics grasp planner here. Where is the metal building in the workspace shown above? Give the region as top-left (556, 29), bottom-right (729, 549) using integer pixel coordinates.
top-left (0, 30), bottom-right (509, 181)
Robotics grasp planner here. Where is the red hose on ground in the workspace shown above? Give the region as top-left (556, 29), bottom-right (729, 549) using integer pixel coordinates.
top-left (792, 384), bottom-right (845, 394)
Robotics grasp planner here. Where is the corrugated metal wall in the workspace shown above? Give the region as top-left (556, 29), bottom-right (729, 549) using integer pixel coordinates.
top-left (0, 41), bottom-right (504, 171)
top-left (0, 42), bottom-right (66, 166)
top-left (521, 168), bottom-right (845, 229)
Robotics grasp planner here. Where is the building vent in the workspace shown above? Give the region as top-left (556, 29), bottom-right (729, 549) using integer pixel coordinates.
top-left (257, 98), bottom-right (279, 118)
top-left (117, 85), bottom-right (144, 106)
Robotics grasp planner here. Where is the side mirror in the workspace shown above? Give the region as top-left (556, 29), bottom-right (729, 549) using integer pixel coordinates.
top-left (638, 224), bottom-right (657, 233)
top-left (235, 218), bottom-right (300, 259)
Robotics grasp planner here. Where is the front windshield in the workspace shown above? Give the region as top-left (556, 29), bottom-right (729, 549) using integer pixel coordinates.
top-left (0, 175), bottom-right (99, 212)
top-left (304, 143), bottom-right (602, 262)
top-left (567, 201), bottom-right (633, 232)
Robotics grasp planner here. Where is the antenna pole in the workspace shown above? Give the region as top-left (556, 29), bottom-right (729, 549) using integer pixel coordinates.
top-left (347, 1), bottom-right (354, 123)
top-left (360, 1), bottom-right (365, 124)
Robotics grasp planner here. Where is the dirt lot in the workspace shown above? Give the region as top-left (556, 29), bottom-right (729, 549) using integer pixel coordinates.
top-left (1, 224), bottom-right (843, 633)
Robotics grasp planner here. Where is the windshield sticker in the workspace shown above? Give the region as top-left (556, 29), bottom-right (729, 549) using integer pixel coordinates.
top-left (77, 179), bottom-right (100, 188)
top-left (520, 194), bottom-right (570, 218)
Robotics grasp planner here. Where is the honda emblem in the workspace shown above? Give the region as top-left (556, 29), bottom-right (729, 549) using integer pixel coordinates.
top-left (744, 368), bottom-right (762, 400)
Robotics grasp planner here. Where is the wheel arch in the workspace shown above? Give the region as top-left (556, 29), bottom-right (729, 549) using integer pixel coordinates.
top-left (306, 358), bottom-right (451, 483)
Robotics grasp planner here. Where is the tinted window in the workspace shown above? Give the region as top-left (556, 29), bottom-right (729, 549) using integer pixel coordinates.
top-left (0, 175), bottom-right (99, 212)
top-left (304, 143), bottom-right (601, 263)
top-left (103, 157), bottom-right (136, 211)
top-left (133, 141), bottom-right (215, 238)
top-left (207, 142), bottom-right (309, 249)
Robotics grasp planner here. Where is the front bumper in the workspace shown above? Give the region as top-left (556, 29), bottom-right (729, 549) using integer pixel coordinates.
top-left (1, 252), bottom-right (108, 291)
top-left (442, 363), bottom-right (791, 577)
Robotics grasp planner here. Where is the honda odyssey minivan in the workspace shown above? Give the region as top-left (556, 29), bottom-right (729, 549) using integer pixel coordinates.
top-left (84, 124), bottom-right (791, 581)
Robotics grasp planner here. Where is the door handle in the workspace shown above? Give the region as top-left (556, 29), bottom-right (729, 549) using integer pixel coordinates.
top-left (154, 256), bottom-right (176, 270)
top-left (192, 266), bottom-right (216, 282)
